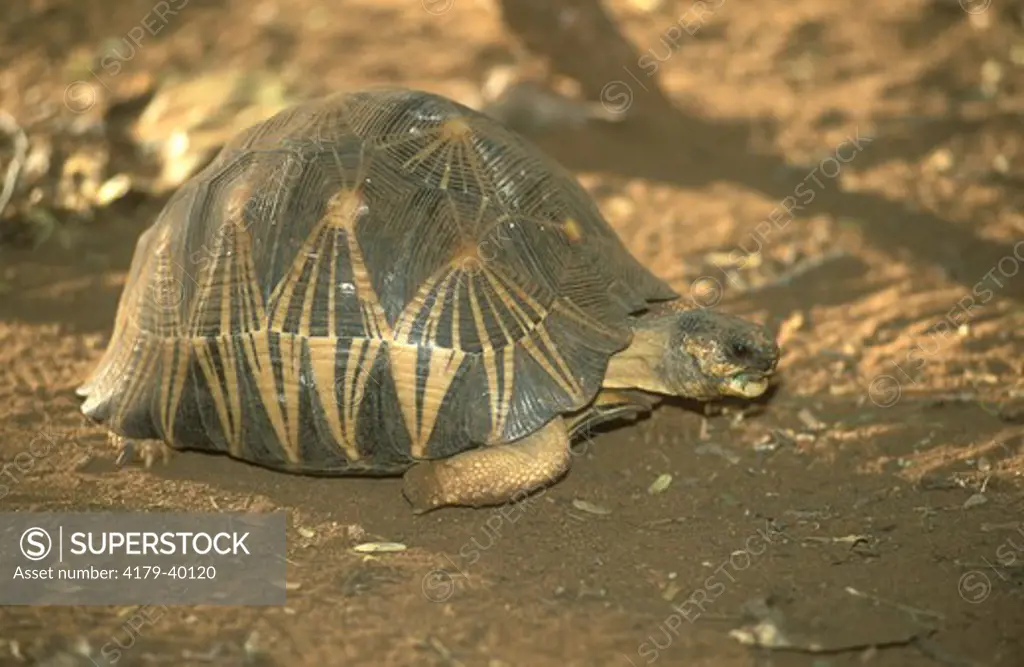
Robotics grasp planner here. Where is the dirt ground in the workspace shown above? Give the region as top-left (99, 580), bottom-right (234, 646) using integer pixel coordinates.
top-left (2, 0), bottom-right (1024, 665)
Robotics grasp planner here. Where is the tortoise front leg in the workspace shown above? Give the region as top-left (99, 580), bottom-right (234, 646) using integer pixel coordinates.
top-left (402, 417), bottom-right (571, 513)
top-left (565, 389), bottom-right (660, 440)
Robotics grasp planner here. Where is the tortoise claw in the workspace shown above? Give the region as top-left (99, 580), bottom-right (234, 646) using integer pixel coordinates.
top-left (111, 434), bottom-right (173, 469)
top-left (402, 463), bottom-right (445, 514)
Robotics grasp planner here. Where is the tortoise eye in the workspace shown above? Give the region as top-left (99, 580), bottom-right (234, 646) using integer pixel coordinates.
top-left (729, 341), bottom-right (751, 359)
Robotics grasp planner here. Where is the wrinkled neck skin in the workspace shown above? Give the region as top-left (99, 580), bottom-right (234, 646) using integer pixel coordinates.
top-left (603, 310), bottom-right (717, 399)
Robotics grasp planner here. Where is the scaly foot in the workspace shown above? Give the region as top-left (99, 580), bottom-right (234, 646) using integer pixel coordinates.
top-left (402, 417), bottom-right (571, 513)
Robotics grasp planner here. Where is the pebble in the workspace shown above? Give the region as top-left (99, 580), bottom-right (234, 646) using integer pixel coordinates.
top-left (927, 148), bottom-right (954, 173)
top-left (797, 408), bottom-right (827, 432)
top-left (980, 59), bottom-right (1003, 98)
top-left (695, 443), bottom-right (741, 465)
top-left (647, 473), bottom-right (673, 495)
top-left (94, 174), bottom-right (132, 206)
top-left (963, 493), bottom-right (988, 510)
top-left (572, 499), bottom-right (612, 515)
top-left (351, 542), bottom-right (407, 553)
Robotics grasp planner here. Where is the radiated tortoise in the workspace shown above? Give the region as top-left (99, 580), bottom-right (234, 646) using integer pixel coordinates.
top-left (77, 87), bottom-right (781, 513)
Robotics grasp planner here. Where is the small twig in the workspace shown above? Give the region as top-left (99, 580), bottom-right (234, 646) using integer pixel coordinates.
top-left (421, 636), bottom-right (465, 667)
top-left (845, 586), bottom-right (945, 622)
top-left (180, 642), bottom-right (227, 662)
top-left (0, 109), bottom-right (28, 216)
top-left (730, 619), bottom-right (935, 654)
top-left (980, 521), bottom-right (1024, 532)
top-left (638, 516), bottom-right (687, 529)
top-left (954, 560), bottom-right (1024, 571)
top-left (802, 534), bottom-right (873, 547)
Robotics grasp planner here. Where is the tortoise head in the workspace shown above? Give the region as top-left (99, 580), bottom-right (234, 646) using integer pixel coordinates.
top-left (605, 304), bottom-right (781, 401)
top-left (662, 307), bottom-right (780, 400)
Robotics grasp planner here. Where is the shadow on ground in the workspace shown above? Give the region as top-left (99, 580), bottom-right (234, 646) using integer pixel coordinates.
top-left (495, 0), bottom-right (1024, 306)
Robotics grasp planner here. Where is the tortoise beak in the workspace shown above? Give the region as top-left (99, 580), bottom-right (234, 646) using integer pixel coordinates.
top-left (721, 371), bottom-right (770, 398)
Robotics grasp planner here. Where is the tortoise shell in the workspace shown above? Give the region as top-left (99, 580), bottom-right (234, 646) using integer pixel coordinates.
top-left (77, 88), bottom-right (678, 474)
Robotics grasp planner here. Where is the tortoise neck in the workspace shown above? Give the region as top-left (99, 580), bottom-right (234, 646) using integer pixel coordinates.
top-left (602, 313), bottom-right (675, 394)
